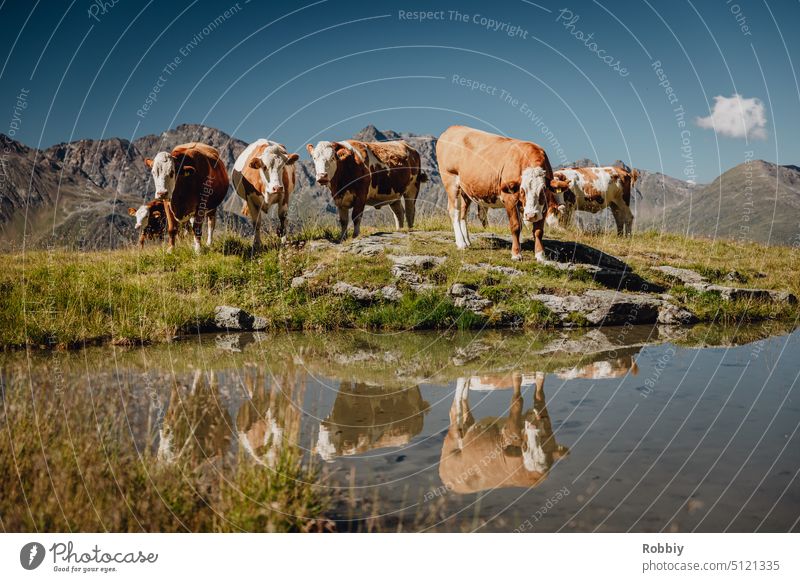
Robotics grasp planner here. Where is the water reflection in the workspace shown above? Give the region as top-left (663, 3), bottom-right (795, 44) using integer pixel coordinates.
top-left (441, 372), bottom-right (568, 493)
top-left (317, 382), bottom-right (429, 461)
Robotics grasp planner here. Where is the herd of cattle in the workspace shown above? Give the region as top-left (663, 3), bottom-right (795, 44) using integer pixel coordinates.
top-left (129, 125), bottom-right (638, 261)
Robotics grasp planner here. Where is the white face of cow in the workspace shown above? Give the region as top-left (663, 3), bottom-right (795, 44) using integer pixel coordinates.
top-left (521, 166), bottom-right (547, 224)
top-left (250, 145), bottom-right (298, 194)
top-left (306, 141), bottom-right (337, 185)
top-left (133, 205), bottom-right (150, 230)
top-left (148, 152), bottom-right (177, 200)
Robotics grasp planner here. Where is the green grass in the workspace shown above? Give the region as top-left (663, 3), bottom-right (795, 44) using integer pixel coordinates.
top-left (0, 370), bottom-right (329, 532)
top-left (1, 223), bottom-right (798, 349)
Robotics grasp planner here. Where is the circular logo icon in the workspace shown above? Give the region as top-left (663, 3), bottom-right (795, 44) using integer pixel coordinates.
top-left (20, 542), bottom-right (46, 570)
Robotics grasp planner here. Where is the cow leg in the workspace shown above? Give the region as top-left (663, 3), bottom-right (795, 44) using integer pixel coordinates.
top-left (442, 171), bottom-right (468, 250)
top-left (452, 378), bottom-right (474, 447)
top-left (477, 204), bottom-right (488, 228)
top-left (165, 202), bottom-right (178, 253)
top-left (389, 199), bottom-right (405, 230)
top-left (404, 193), bottom-right (417, 229)
top-left (351, 199), bottom-right (366, 239)
top-left (610, 202), bottom-right (628, 236)
top-left (277, 202), bottom-right (288, 243)
top-left (191, 214), bottom-right (202, 254)
top-left (532, 218), bottom-right (546, 262)
top-left (502, 374), bottom-right (525, 449)
top-left (206, 209), bottom-right (216, 246)
top-left (504, 199), bottom-right (523, 260)
top-left (139, 233), bottom-right (145, 249)
top-left (459, 194), bottom-right (471, 247)
top-left (337, 207), bottom-right (349, 241)
top-left (247, 195), bottom-right (263, 249)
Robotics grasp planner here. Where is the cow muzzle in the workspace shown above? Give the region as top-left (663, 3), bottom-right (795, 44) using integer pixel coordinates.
top-left (524, 211), bottom-right (542, 223)
top-left (316, 174), bottom-right (329, 185)
top-left (155, 190), bottom-right (169, 200)
top-left (270, 185), bottom-right (284, 194)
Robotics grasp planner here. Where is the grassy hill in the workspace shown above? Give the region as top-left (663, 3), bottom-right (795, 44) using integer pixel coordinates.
top-left (1, 222), bottom-right (797, 350)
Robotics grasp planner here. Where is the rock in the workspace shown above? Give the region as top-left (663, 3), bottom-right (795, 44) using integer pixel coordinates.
top-left (530, 290), bottom-right (663, 326)
top-left (344, 232), bottom-right (407, 256)
top-left (332, 282), bottom-right (375, 303)
top-left (724, 270), bottom-right (747, 283)
top-left (461, 262), bottom-right (523, 277)
top-left (388, 254), bottom-right (445, 269)
top-left (548, 261), bottom-right (659, 292)
top-left (654, 265), bottom-right (797, 304)
top-left (214, 305), bottom-right (264, 331)
top-left (653, 265), bottom-right (708, 285)
top-left (331, 282), bottom-right (402, 303)
top-left (376, 285), bottom-right (403, 302)
top-left (448, 283), bottom-right (493, 314)
top-left (215, 332), bottom-right (259, 352)
top-left (657, 303), bottom-right (699, 325)
top-left (290, 264), bottom-right (325, 289)
top-left (388, 254), bottom-right (444, 291)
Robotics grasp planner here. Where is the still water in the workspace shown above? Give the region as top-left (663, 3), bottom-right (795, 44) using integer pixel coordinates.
top-left (3, 322), bottom-right (799, 532)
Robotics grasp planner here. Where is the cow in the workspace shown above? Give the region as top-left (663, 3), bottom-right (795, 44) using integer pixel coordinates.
top-left (231, 139), bottom-right (299, 246)
top-left (128, 199), bottom-right (166, 247)
top-left (439, 371), bottom-right (568, 494)
top-left (316, 381), bottom-right (429, 461)
top-left (436, 125), bottom-right (559, 262)
top-left (556, 354), bottom-right (638, 380)
top-left (306, 139), bottom-right (427, 240)
top-left (549, 166), bottom-right (638, 235)
top-left (145, 142), bottom-right (229, 253)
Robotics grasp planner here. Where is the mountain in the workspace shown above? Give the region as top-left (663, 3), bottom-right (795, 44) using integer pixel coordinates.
top-left (670, 160), bottom-right (800, 245)
top-left (0, 125), bottom-right (796, 249)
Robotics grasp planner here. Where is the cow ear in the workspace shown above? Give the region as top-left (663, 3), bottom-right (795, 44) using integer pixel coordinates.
top-left (336, 147), bottom-right (351, 161)
top-left (181, 165), bottom-right (196, 177)
top-left (128, 207), bottom-right (137, 216)
top-left (151, 210), bottom-right (161, 218)
top-left (306, 144), bottom-right (315, 155)
top-left (249, 158), bottom-right (263, 169)
top-left (286, 153), bottom-right (299, 165)
top-left (145, 158), bottom-right (154, 168)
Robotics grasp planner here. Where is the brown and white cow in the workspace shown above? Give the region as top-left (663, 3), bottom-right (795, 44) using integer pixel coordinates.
top-left (556, 354), bottom-right (638, 380)
top-left (549, 166), bottom-right (638, 235)
top-left (145, 142), bottom-right (229, 253)
top-left (306, 139), bottom-right (427, 240)
top-left (439, 371), bottom-right (568, 494)
top-left (128, 199), bottom-right (166, 248)
top-left (436, 125), bottom-right (558, 262)
top-left (231, 139), bottom-right (299, 246)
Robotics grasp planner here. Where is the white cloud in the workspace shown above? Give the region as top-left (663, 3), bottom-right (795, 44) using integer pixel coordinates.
top-left (695, 93), bottom-right (768, 140)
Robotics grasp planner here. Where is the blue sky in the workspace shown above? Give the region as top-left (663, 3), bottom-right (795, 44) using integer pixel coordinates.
top-left (1, 0), bottom-right (798, 182)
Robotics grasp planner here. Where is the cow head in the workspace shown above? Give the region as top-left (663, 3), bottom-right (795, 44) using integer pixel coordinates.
top-left (248, 144), bottom-right (299, 194)
top-left (546, 171), bottom-right (572, 227)
top-left (128, 203), bottom-right (162, 230)
top-left (520, 166), bottom-right (548, 224)
top-left (145, 152), bottom-right (195, 200)
top-left (306, 141), bottom-right (341, 185)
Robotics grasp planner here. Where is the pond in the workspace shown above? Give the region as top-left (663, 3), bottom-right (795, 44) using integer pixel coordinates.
top-left (2, 322), bottom-right (798, 532)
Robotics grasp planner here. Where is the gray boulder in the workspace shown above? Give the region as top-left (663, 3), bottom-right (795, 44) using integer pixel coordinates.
top-left (214, 305), bottom-right (267, 331)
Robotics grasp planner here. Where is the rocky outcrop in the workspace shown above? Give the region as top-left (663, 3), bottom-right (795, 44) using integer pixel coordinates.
top-left (388, 254), bottom-right (444, 291)
top-left (653, 265), bottom-right (797, 304)
top-left (530, 290), bottom-right (697, 327)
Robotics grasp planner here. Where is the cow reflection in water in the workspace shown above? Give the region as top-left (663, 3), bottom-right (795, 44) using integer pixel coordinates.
top-left (157, 368), bottom-right (305, 469)
top-left (317, 382), bottom-right (429, 461)
top-left (235, 369), bottom-right (304, 467)
top-left (157, 370), bottom-right (233, 467)
top-left (440, 372), bottom-right (568, 493)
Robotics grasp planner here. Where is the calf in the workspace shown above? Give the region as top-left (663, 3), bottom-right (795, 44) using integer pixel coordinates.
top-left (549, 166), bottom-right (638, 235)
top-left (231, 139), bottom-right (299, 246)
top-left (306, 139), bottom-right (426, 240)
top-left (436, 125), bottom-right (558, 261)
top-left (145, 142), bottom-right (229, 252)
top-left (128, 199), bottom-right (166, 247)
